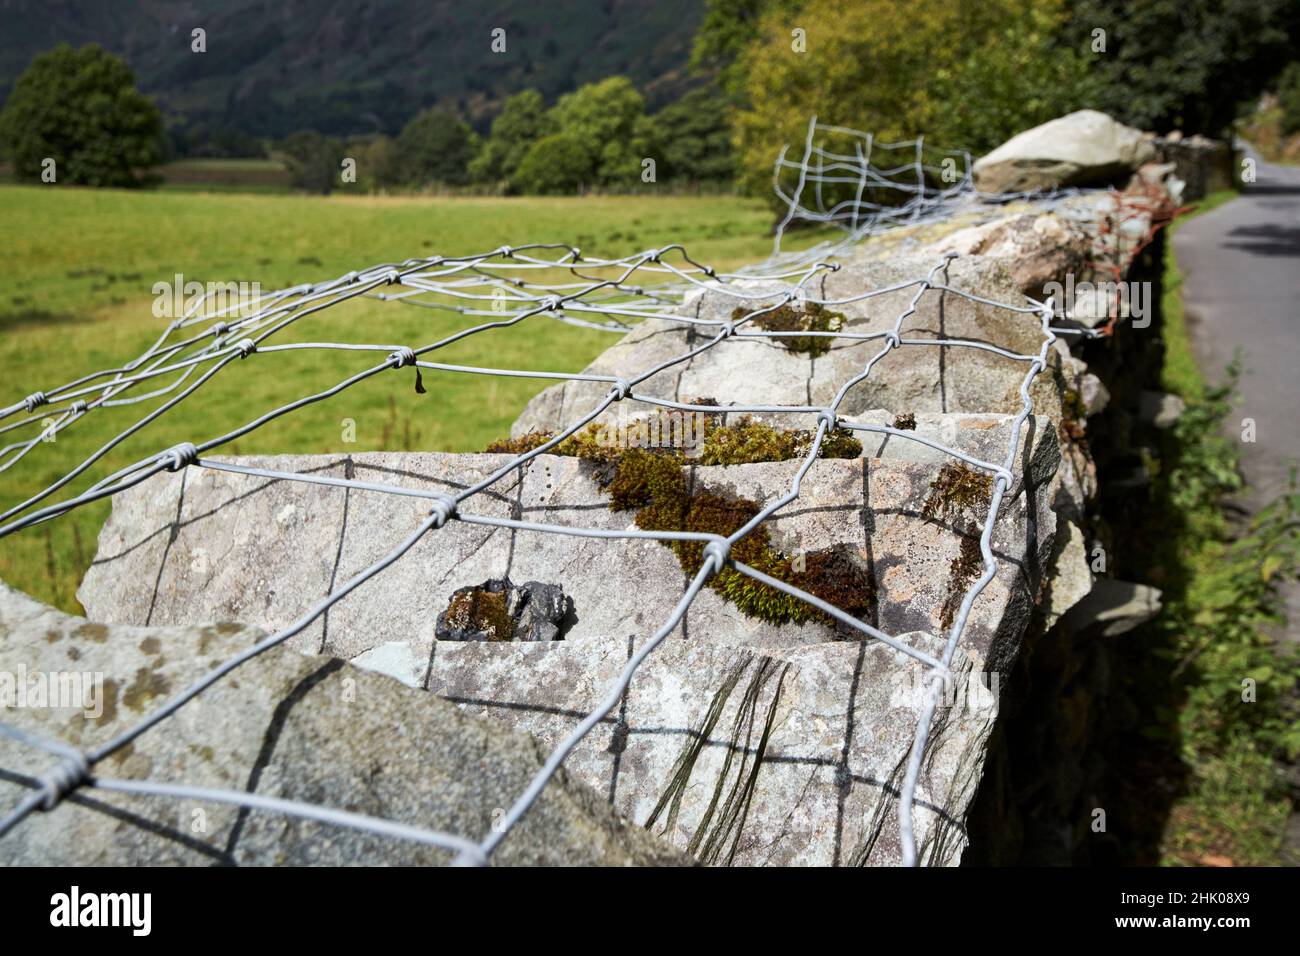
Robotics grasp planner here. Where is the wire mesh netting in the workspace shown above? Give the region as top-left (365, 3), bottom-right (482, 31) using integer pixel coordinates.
top-left (0, 120), bottom-right (1136, 867)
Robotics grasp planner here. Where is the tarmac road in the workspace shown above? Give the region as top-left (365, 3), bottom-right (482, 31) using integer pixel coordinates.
top-left (1174, 146), bottom-right (1300, 512)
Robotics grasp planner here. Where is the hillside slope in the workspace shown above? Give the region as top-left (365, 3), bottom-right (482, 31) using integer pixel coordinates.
top-left (0, 0), bottom-right (703, 137)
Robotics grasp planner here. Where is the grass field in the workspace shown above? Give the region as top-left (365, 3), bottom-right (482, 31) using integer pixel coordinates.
top-left (0, 184), bottom-right (820, 611)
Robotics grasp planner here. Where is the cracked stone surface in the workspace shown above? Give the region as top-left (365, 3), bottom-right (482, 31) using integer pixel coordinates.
top-left (77, 428), bottom-right (1059, 864)
top-left (0, 583), bottom-right (689, 866)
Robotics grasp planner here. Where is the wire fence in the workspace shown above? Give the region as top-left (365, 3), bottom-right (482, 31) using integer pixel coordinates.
top-left (772, 116), bottom-right (974, 255)
top-left (0, 122), bottom-right (1125, 867)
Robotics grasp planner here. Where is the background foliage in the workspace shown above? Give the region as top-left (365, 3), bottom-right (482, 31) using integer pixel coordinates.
top-left (0, 43), bottom-right (163, 187)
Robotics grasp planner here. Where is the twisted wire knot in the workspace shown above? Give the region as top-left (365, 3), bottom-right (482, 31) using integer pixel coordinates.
top-left (608, 378), bottom-right (632, 402)
top-left (428, 495), bottom-right (457, 528)
top-left (211, 321), bottom-right (230, 338)
top-left (388, 347), bottom-right (418, 369)
top-left (719, 320), bottom-right (736, 337)
top-left (71, 400), bottom-right (88, 415)
top-left (23, 392), bottom-right (47, 413)
top-left (38, 753), bottom-right (89, 811)
top-left (544, 296), bottom-right (561, 311)
top-left (817, 408), bottom-right (838, 432)
top-left (161, 442), bottom-right (199, 472)
top-left (702, 540), bottom-right (731, 576)
top-left (233, 338), bottom-right (257, 358)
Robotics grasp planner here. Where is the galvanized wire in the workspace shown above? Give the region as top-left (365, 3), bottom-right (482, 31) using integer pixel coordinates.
top-left (0, 126), bottom-right (1106, 867)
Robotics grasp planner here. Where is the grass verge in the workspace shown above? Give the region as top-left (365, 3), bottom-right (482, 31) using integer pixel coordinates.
top-left (1147, 189), bottom-right (1300, 865)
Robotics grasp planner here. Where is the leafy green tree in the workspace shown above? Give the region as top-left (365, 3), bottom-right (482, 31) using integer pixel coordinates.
top-left (345, 134), bottom-right (404, 190)
top-left (0, 43), bottom-right (164, 187)
top-left (548, 76), bottom-right (649, 185)
top-left (1065, 0), bottom-right (1299, 135)
top-left (932, 1), bottom-right (1102, 153)
top-left (396, 108), bottom-right (479, 186)
top-left (280, 130), bottom-right (343, 194)
top-left (510, 133), bottom-right (593, 194)
top-left (733, 0), bottom-right (1097, 195)
top-left (468, 89), bottom-right (555, 183)
top-left (648, 87), bottom-right (736, 182)
top-left (691, 0), bottom-right (802, 98)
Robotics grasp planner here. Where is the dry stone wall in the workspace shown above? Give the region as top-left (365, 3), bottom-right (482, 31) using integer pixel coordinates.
top-left (2, 111), bottom-right (1227, 866)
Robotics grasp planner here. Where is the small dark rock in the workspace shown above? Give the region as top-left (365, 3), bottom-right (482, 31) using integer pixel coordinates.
top-left (436, 577), bottom-right (571, 642)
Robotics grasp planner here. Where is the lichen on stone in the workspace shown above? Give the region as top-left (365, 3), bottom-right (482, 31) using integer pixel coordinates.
top-left (893, 412), bottom-right (917, 431)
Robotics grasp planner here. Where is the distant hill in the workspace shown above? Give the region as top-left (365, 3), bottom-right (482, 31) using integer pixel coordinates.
top-left (0, 0), bottom-right (705, 139)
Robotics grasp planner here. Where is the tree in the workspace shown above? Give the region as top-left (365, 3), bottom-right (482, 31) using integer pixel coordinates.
top-left (690, 0), bottom-right (802, 99)
top-left (1065, 0), bottom-right (1299, 136)
top-left (396, 108), bottom-right (479, 187)
top-left (280, 130), bottom-right (343, 194)
top-left (931, 0), bottom-right (1102, 154)
top-left (510, 133), bottom-right (593, 194)
top-left (548, 76), bottom-right (649, 185)
top-left (0, 43), bottom-right (164, 187)
top-left (732, 0), bottom-right (1098, 195)
top-left (344, 134), bottom-right (404, 191)
top-left (647, 87), bottom-right (736, 182)
top-left (468, 89), bottom-right (555, 183)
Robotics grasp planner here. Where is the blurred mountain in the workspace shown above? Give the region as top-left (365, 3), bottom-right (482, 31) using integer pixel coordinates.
top-left (0, 0), bottom-right (704, 137)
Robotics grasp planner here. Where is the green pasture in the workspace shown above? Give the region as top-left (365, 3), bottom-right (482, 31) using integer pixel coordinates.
top-left (0, 184), bottom-right (818, 610)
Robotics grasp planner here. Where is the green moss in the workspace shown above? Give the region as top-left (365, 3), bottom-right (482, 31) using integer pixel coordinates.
top-left (1061, 386), bottom-right (1087, 423)
top-left (485, 411), bottom-right (861, 465)
top-left (939, 533), bottom-right (982, 630)
top-left (697, 414), bottom-right (861, 465)
top-left (892, 412), bottom-right (917, 431)
top-left (921, 462), bottom-right (993, 521)
top-left (443, 587), bottom-right (515, 641)
top-left (813, 426), bottom-right (864, 460)
top-left (482, 411), bottom-right (871, 626)
top-left (484, 431), bottom-right (554, 455)
top-left (732, 301), bottom-right (846, 357)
